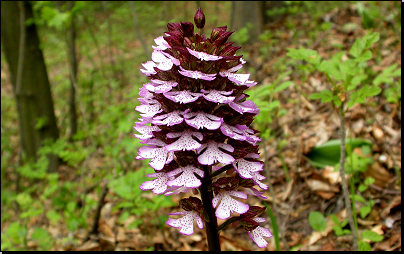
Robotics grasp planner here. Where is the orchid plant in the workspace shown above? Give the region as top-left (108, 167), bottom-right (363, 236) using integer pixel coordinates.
top-left (134, 8), bottom-right (272, 250)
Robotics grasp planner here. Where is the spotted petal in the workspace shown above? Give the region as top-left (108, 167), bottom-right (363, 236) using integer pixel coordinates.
top-left (184, 111), bottom-right (223, 130)
top-left (166, 211), bottom-right (204, 235)
top-left (152, 36), bottom-right (170, 50)
top-left (136, 144), bottom-right (174, 171)
top-left (133, 123), bottom-right (161, 140)
top-left (201, 89), bottom-right (235, 104)
top-left (232, 158), bottom-right (263, 179)
top-left (139, 172), bottom-right (172, 194)
top-left (135, 99), bottom-right (163, 117)
top-left (140, 61), bottom-right (157, 76)
top-left (149, 79), bottom-right (178, 93)
top-left (166, 165), bottom-right (204, 188)
top-left (186, 47), bottom-right (223, 61)
top-left (152, 110), bottom-right (184, 126)
top-left (165, 129), bottom-right (203, 152)
top-left (248, 224), bottom-right (273, 248)
top-left (197, 140), bottom-right (234, 165)
top-left (178, 66), bottom-right (216, 81)
top-left (229, 99), bottom-right (259, 115)
top-left (212, 190), bottom-right (249, 220)
top-left (164, 90), bottom-right (202, 104)
top-left (220, 123), bottom-right (246, 141)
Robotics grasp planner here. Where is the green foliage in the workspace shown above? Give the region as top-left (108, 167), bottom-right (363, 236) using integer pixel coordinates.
top-left (288, 31), bottom-right (383, 110)
top-left (361, 230), bottom-right (384, 242)
top-left (308, 211), bottom-right (327, 232)
top-left (330, 215), bottom-right (351, 236)
top-left (247, 71), bottom-right (293, 140)
top-left (306, 138), bottom-right (372, 168)
top-left (108, 167), bottom-right (175, 220)
top-left (232, 23), bottom-right (254, 45)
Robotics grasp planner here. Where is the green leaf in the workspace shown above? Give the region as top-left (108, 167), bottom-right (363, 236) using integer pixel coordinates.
top-left (306, 138), bottom-right (372, 168)
top-left (359, 240), bottom-right (372, 251)
top-left (308, 89), bottom-right (335, 103)
top-left (355, 50), bottom-right (373, 62)
top-left (363, 32), bottom-right (380, 49)
top-left (351, 194), bottom-right (366, 203)
top-left (287, 48), bottom-right (321, 65)
top-left (360, 205), bottom-right (372, 218)
top-left (358, 184), bottom-right (368, 192)
top-left (363, 177), bottom-right (375, 186)
top-left (332, 226), bottom-right (344, 236)
top-left (274, 81), bottom-right (293, 93)
top-left (361, 230), bottom-right (384, 242)
top-left (339, 59), bottom-right (357, 76)
top-left (330, 214), bottom-right (340, 225)
top-left (308, 211), bottom-right (327, 232)
top-left (46, 210), bottom-right (62, 224)
top-left (349, 38), bottom-right (366, 58)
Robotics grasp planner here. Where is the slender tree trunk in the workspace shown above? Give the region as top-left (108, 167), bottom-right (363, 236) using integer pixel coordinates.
top-left (67, 1), bottom-right (78, 140)
top-left (231, 1), bottom-right (264, 43)
top-left (1, 1), bottom-right (59, 171)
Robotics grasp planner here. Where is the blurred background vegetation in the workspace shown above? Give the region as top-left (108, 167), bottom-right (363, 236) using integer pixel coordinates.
top-left (1, 1), bottom-right (401, 251)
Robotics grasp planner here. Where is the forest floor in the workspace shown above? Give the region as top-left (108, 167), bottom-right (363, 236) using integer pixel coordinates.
top-left (1, 2), bottom-right (401, 251)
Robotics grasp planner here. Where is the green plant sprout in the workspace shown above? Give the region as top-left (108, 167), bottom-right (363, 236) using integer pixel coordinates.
top-left (287, 31), bottom-right (384, 251)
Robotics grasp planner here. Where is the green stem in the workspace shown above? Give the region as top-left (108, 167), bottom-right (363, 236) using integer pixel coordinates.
top-left (200, 165), bottom-right (221, 251)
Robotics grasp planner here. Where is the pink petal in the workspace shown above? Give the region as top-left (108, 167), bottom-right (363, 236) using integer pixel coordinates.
top-left (184, 111), bottom-right (223, 130)
top-left (187, 47), bottom-right (223, 61)
top-left (166, 211), bottom-right (203, 235)
top-left (232, 158), bottom-right (263, 179)
top-left (150, 79), bottom-right (178, 93)
top-left (178, 66), bottom-right (216, 81)
top-left (166, 165), bottom-right (204, 188)
top-left (152, 110), bottom-right (184, 126)
top-left (212, 191), bottom-right (249, 220)
top-left (163, 90), bottom-right (202, 104)
top-left (248, 226), bottom-right (272, 248)
top-left (152, 36), bottom-right (170, 50)
top-left (139, 172), bottom-right (170, 194)
top-left (165, 129), bottom-right (203, 152)
top-left (134, 123), bottom-right (161, 140)
top-left (220, 123), bottom-right (246, 141)
top-left (137, 145), bottom-right (174, 170)
top-left (201, 89), bottom-right (235, 104)
top-left (135, 99), bottom-right (163, 117)
top-left (197, 140), bottom-right (235, 165)
top-left (140, 61), bottom-right (157, 76)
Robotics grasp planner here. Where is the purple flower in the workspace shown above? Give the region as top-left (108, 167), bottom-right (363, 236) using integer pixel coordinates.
top-left (136, 145), bottom-right (174, 171)
top-left (166, 211), bottom-right (204, 235)
top-left (165, 129), bottom-right (203, 152)
top-left (145, 79), bottom-right (178, 93)
top-left (184, 111), bottom-right (223, 130)
top-left (201, 89), bottom-right (235, 104)
top-left (187, 47), bottom-right (223, 61)
top-left (166, 165), bottom-right (204, 188)
top-left (197, 140), bottom-right (234, 165)
top-left (139, 171), bottom-right (171, 194)
top-left (212, 190), bottom-right (249, 220)
top-left (152, 110), bottom-right (184, 126)
top-left (152, 36), bottom-right (170, 50)
top-left (178, 66), bottom-right (216, 81)
top-left (247, 218), bottom-right (273, 248)
top-left (140, 61), bottom-right (157, 76)
top-left (134, 8), bottom-right (270, 246)
top-left (163, 90), bottom-right (202, 104)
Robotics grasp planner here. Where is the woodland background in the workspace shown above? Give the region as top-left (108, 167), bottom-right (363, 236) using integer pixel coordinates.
top-left (1, 1), bottom-right (401, 251)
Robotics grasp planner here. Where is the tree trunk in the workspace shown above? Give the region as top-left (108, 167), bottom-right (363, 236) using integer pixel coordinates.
top-left (1, 1), bottom-right (59, 171)
top-left (231, 1), bottom-right (264, 43)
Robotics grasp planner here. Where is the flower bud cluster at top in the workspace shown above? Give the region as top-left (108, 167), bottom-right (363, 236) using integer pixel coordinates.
top-left (135, 7), bottom-right (272, 248)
